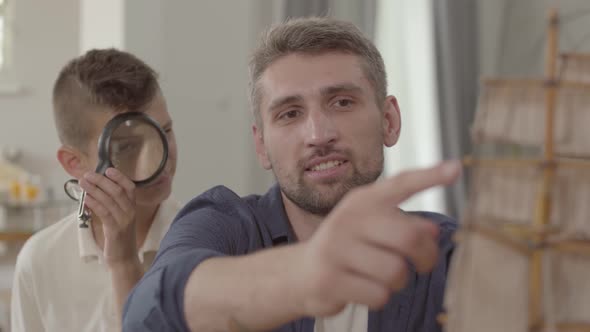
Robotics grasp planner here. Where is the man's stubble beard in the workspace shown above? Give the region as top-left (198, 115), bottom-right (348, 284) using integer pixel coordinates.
top-left (275, 154), bottom-right (384, 216)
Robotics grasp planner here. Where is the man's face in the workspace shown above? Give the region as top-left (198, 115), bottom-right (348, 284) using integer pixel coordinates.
top-left (253, 52), bottom-right (400, 216)
top-left (83, 92), bottom-right (177, 207)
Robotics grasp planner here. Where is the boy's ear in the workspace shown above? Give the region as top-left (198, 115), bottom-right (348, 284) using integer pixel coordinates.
top-left (57, 145), bottom-right (88, 179)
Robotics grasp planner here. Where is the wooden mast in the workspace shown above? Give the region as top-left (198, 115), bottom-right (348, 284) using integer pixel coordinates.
top-left (529, 7), bottom-right (559, 330)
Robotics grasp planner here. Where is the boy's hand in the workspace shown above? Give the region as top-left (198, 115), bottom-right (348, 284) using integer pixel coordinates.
top-left (79, 167), bottom-right (138, 268)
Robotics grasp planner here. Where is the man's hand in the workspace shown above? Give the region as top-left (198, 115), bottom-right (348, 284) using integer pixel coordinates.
top-left (294, 160), bottom-right (462, 317)
top-left (181, 161), bottom-right (461, 332)
top-left (79, 167), bottom-right (138, 268)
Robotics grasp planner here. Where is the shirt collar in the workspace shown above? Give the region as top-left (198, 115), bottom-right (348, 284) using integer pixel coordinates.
top-left (78, 199), bottom-right (179, 263)
top-left (255, 184), bottom-right (297, 244)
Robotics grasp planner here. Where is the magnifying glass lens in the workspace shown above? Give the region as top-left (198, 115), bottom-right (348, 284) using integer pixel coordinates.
top-left (109, 119), bottom-right (166, 182)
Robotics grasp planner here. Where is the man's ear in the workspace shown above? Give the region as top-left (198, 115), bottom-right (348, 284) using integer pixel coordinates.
top-left (382, 96), bottom-right (402, 147)
top-left (252, 125), bottom-right (272, 170)
top-left (57, 145), bottom-right (88, 179)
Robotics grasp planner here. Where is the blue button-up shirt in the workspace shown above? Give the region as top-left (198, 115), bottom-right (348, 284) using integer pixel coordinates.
top-left (123, 184), bottom-right (456, 332)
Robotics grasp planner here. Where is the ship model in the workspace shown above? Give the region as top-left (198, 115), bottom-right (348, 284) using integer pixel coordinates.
top-left (442, 8), bottom-right (590, 332)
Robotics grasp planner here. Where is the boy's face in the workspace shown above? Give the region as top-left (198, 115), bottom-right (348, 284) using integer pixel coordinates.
top-left (253, 52), bottom-right (400, 215)
top-left (82, 92), bottom-right (177, 207)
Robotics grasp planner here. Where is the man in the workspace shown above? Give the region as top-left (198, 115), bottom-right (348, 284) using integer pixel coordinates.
top-left (123, 17), bottom-right (461, 332)
top-left (11, 49), bottom-right (179, 331)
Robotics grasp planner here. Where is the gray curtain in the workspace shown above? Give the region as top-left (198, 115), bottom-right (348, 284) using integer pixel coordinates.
top-left (432, 0), bottom-right (480, 218)
top-left (282, 0), bottom-right (376, 38)
top-left (284, 0), bottom-right (330, 18)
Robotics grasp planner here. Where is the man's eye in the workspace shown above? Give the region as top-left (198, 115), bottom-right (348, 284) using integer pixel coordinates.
top-left (279, 110), bottom-right (300, 120)
top-left (334, 99), bottom-right (354, 108)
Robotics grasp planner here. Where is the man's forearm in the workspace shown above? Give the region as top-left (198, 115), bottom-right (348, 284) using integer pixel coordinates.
top-left (184, 243), bottom-right (307, 332)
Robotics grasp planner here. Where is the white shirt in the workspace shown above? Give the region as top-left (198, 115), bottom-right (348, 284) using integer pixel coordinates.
top-left (11, 200), bottom-right (180, 332)
top-left (314, 303), bottom-right (368, 332)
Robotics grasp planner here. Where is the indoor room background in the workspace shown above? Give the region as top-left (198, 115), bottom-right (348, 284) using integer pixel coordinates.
top-left (0, 0), bottom-right (589, 330)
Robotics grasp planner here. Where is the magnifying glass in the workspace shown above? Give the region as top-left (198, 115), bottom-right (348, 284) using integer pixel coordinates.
top-left (64, 112), bottom-right (168, 228)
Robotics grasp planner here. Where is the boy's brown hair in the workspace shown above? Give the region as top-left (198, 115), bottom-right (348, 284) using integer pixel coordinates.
top-left (53, 48), bottom-right (159, 150)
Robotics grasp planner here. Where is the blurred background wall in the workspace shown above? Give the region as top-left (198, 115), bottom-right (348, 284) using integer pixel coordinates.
top-left (2, 0), bottom-right (589, 209)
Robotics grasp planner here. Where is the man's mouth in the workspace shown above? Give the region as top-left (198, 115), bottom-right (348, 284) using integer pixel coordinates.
top-left (307, 160), bottom-right (346, 172)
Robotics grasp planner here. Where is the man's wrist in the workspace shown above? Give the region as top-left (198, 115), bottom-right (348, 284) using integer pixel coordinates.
top-left (106, 256), bottom-right (143, 274)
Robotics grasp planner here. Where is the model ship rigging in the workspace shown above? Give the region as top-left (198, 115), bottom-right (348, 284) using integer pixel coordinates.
top-left (442, 8), bottom-right (590, 332)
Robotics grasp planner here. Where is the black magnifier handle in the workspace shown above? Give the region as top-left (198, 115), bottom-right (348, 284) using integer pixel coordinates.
top-left (63, 179), bottom-right (92, 228)
top-left (77, 191), bottom-right (91, 228)
top-left (77, 159), bottom-right (111, 228)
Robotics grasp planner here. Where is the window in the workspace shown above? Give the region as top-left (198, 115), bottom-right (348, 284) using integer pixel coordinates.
top-left (0, 0), bottom-right (7, 70)
top-left (375, 0), bottom-right (445, 213)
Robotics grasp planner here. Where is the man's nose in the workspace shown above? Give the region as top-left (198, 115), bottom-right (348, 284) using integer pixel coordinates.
top-left (303, 108), bottom-right (338, 147)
